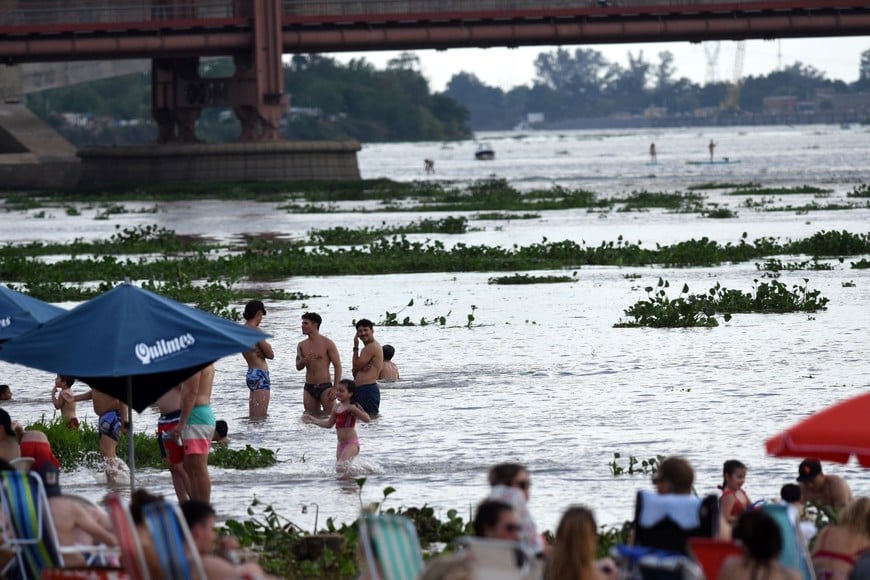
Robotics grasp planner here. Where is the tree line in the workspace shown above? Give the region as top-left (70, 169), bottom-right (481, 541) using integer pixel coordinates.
top-left (23, 47), bottom-right (870, 144)
top-left (446, 47), bottom-right (870, 130)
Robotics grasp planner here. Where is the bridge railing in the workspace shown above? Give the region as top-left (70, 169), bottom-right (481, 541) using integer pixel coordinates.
top-left (0, 0), bottom-right (235, 27)
top-left (280, 0), bottom-right (780, 18)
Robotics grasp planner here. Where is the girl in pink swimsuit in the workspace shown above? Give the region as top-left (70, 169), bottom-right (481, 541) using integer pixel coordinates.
top-left (302, 379), bottom-right (371, 466)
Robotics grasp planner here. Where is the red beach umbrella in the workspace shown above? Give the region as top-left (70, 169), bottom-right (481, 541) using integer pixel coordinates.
top-left (765, 391), bottom-right (870, 467)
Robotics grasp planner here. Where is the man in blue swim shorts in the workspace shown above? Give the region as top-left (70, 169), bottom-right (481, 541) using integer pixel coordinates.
top-left (351, 319), bottom-right (383, 416)
top-left (74, 388), bottom-right (129, 484)
top-left (241, 300), bottom-right (274, 418)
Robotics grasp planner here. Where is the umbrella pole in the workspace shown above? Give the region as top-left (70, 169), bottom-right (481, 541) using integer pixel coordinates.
top-left (127, 375), bottom-right (135, 491)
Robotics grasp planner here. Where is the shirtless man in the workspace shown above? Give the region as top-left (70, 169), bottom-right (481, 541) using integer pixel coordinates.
top-left (51, 374), bottom-right (79, 429)
top-left (169, 364), bottom-right (216, 503)
top-left (156, 384), bottom-right (191, 502)
top-left (352, 319), bottom-right (383, 416)
top-left (296, 312), bottom-right (342, 416)
top-left (74, 388), bottom-right (128, 482)
top-left (797, 458), bottom-right (852, 512)
top-left (34, 460), bottom-right (116, 567)
top-left (241, 300), bottom-right (274, 418)
top-left (379, 344), bottom-right (400, 382)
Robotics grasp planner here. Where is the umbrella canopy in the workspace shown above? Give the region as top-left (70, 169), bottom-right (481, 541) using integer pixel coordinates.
top-left (0, 281), bottom-right (267, 412)
top-left (765, 391), bottom-right (870, 467)
top-left (0, 285), bottom-right (66, 341)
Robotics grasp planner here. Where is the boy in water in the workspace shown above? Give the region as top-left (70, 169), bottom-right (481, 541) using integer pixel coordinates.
top-left (51, 375), bottom-right (79, 429)
top-left (241, 300), bottom-right (274, 418)
top-left (379, 344), bottom-right (400, 382)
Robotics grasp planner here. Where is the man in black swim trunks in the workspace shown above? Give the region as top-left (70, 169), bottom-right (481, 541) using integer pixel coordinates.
top-left (296, 312), bottom-right (342, 416)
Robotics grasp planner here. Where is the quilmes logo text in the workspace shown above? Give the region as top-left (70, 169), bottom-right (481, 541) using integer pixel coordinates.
top-left (0, 316), bottom-right (10, 328)
top-left (135, 333), bottom-right (195, 364)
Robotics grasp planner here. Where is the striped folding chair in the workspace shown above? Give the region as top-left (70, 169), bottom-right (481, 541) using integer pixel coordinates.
top-left (105, 492), bottom-right (151, 580)
top-left (0, 470), bottom-right (64, 580)
top-left (142, 500), bottom-right (206, 580)
top-left (358, 512), bottom-right (424, 580)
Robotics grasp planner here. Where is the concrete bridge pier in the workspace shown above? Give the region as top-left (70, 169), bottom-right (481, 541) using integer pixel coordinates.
top-left (0, 104), bottom-right (80, 190)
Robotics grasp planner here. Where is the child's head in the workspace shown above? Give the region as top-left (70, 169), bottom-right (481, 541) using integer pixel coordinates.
top-left (214, 420), bottom-right (228, 440)
top-left (55, 375), bottom-right (75, 389)
top-left (0, 385), bottom-right (10, 400)
top-left (721, 459), bottom-right (747, 490)
top-left (780, 483), bottom-right (801, 504)
top-left (382, 344), bottom-right (395, 361)
top-left (337, 379), bottom-right (356, 403)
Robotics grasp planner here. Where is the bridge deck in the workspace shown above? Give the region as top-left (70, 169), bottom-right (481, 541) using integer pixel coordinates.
top-left (0, 0), bottom-right (867, 62)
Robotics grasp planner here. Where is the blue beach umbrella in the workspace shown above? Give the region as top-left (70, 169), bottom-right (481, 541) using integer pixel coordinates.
top-left (0, 281), bottom-right (268, 488)
top-left (0, 285), bottom-right (66, 341)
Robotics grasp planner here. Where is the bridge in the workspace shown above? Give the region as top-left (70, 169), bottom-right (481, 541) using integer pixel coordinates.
top-left (0, 0), bottom-right (867, 187)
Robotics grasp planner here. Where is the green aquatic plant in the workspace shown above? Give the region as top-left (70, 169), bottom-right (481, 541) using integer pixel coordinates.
top-left (617, 190), bottom-right (704, 212)
top-left (852, 259), bottom-right (870, 269)
top-left (487, 272), bottom-right (577, 285)
top-left (846, 184), bottom-right (870, 198)
top-left (755, 258), bottom-right (835, 272)
top-left (608, 452), bottom-right (663, 476)
top-left (25, 417), bottom-right (277, 471)
top-left (474, 212), bottom-right (540, 220)
top-left (614, 277), bottom-right (829, 327)
top-left (703, 207), bottom-right (738, 218)
top-left (687, 182), bottom-right (759, 191)
top-left (309, 216), bottom-right (469, 245)
top-left (724, 185), bottom-right (833, 196)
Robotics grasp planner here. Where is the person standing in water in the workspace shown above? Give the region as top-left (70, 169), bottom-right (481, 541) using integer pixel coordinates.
top-left (302, 378), bottom-right (370, 468)
top-left (649, 143), bottom-right (657, 164)
top-left (51, 374), bottom-right (79, 429)
top-left (352, 319), bottom-right (383, 416)
top-left (296, 312), bottom-right (342, 416)
top-left (241, 300), bottom-right (274, 418)
top-left (708, 139), bottom-right (716, 161)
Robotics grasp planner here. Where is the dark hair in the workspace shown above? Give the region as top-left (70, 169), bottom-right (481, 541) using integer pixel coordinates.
top-left (780, 483), bottom-right (802, 503)
top-left (130, 488), bottom-right (164, 524)
top-left (355, 318), bottom-right (374, 330)
top-left (720, 459), bottom-right (747, 490)
top-left (181, 499), bottom-right (216, 530)
top-left (243, 300), bottom-right (266, 320)
top-left (0, 385), bottom-right (9, 395)
top-left (473, 500), bottom-right (513, 538)
top-left (214, 420), bottom-right (228, 439)
top-left (382, 345), bottom-right (395, 361)
top-left (58, 376), bottom-right (75, 388)
top-left (657, 456), bottom-right (695, 494)
top-left (338, 378), bottom-right (356, 403)
top-left (488, 463), bottom-right (526, 487)
top-left (733, 510), bottom-right (782, 562)
top-left (302, 312), bottom-right (322, 327)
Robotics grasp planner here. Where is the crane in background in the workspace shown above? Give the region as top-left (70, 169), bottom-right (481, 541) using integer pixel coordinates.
top-left (721, 40), bottom-right (747, 110)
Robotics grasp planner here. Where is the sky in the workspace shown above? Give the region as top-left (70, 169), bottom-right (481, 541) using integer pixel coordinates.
top-left (328, 37), bottom-right (869, 92)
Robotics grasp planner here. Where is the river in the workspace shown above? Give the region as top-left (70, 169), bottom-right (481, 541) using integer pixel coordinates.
top-left (1, 124), bottom-right (869, 536)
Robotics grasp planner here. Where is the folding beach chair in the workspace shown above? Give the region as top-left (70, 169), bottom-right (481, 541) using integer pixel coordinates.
top-left (105, 492), bottom-right (151, 580)
top-left (613, 490), bottom-right (717, 580)
top-left (762, 503), bottom-right (816, 580)
top-left (142, 500), bottom-right (207, 580)
top-left (456, 536), bottom-right (540, 580)
top-left (358, 512), bottom-right (424, 580)
top-left (0, 470), bottom-right (64, 580)
top-left (687, 537), bottom-right (741, 580)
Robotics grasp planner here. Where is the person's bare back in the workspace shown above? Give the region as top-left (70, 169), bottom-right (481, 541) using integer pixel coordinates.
top-left (157, 384), bottom-right (183, 415)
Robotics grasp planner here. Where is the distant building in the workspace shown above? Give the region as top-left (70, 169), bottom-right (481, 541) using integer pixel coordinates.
top-left (813, 90), bottom-right (870, 115)
top-left (763, 96), bottom-right (798, 115)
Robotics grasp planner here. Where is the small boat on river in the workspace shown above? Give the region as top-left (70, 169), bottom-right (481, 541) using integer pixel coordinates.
top-left (475, 144), bottom-right (495, 161)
